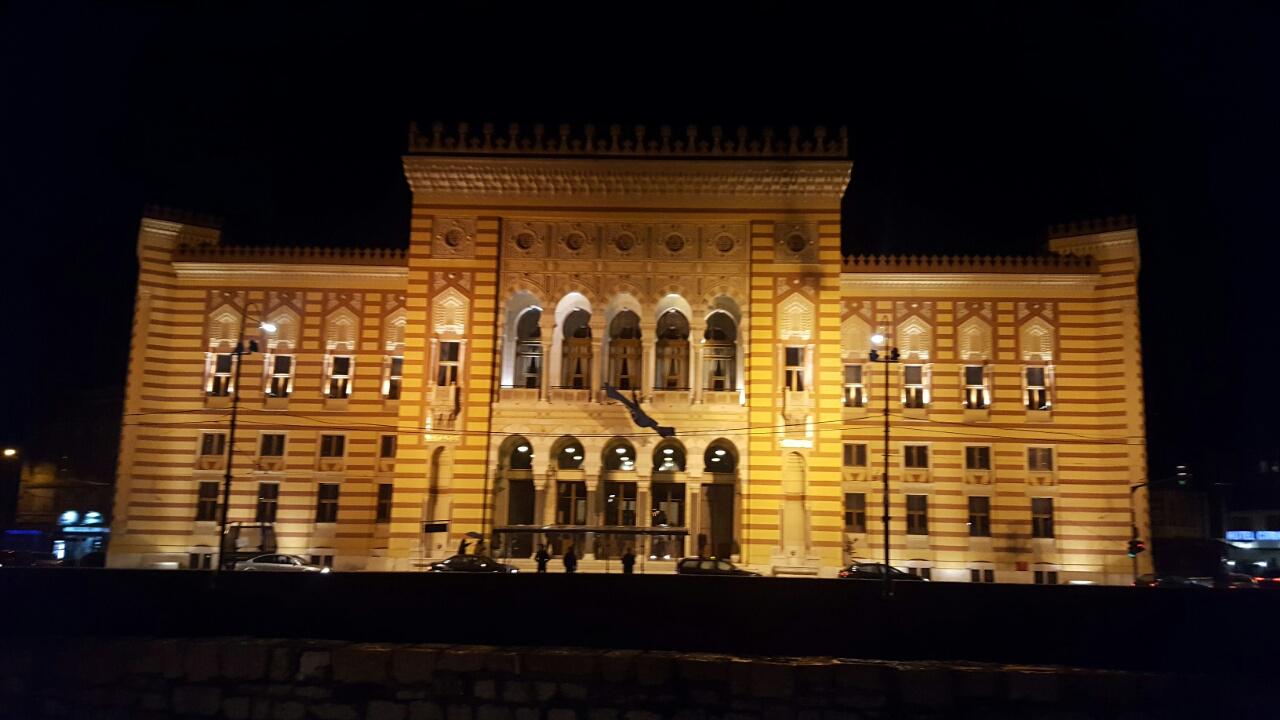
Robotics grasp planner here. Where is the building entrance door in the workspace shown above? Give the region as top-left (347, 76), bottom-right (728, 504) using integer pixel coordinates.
top-left (506, 479), bottom-right (535, 558)
top-left (704, 483), bottom-right (734, 558)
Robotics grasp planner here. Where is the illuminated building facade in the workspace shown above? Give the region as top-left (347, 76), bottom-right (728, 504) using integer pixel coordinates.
top-left (108, 124), bottom-right (1149, 583)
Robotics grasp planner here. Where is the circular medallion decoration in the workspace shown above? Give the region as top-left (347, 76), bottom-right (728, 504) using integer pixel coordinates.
top-left (514, 232), bottom-right (536, 250)
top-left (613, 233), bottom-right (635, 252)
top-left (564, 233), bottom-right (585, 252)
top-left (665, 234), bottom-right (685, 253)
top-left (715, 234), bottom-right (735, 253)
top-left (443, 228), bottom-right (465, 249)
top-left (786, 233), bottom-right (807, 254)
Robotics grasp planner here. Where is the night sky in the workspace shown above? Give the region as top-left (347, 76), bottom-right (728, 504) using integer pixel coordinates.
top-left (2, 3), bottom-right (1276, 508)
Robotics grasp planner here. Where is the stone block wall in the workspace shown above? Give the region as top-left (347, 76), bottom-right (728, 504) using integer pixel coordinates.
top-left (0, 637), bottom-right (1235, 719)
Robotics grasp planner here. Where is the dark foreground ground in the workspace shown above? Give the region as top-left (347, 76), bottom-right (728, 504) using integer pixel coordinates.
top-left (2, 569), bottom-right (1274, 676)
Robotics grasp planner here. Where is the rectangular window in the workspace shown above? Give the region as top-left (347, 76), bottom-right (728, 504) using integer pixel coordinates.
top-left (784, 347), bottom-right (805, 391)
top-left (842, 443), bottom-right (867, 468)
top-left (385, 356), bottom-right (404, 400)
top-left (963, 365), bottom-right (988, 409)
top-left (208, 353), bottom-right (233, 397)
top-left (843, 493), bottom-right (867, 532)
top-left (200, 432), bottom-right (226, 457)
top-left (906, 494), bottom-right (928, 535)
top-left (437, 341), bottom-right (461, 386)
top-left (1028, 447), bottom-right (1054, 472)
top-left (1031, 497), bottom-right (1055, 538)
top-left (842, 364), bottom-right (865, 407)
top-left (376, 483), bottom-right (393, 523)
top-left (968, 496), bottom-right (991, 537)
top-left (1034, 570), bottom-right (1059, 585)
top-left (195, 481), bottom-right (220, 521)
top-left (965, 446), bottom-right (991, 470)
top-left (315, 483), bottom-right (340, 523)
top-left (189, 552), bottom-right (213, 570)
top-left (328, 356), bottom-right (353, 399)
top-left (1025, 367), bottom-right (1050, 410)
top-left (379, 434), bottom-right (397, 459)
top-left (309, 555), bottom-right (334, 568)
top-left (902, 364), bottom-right (926, 408)
top-left (907, 567), bottom-right (931, 580)
top-left (268, 355), bottom-right (294, 398)
top-left (255, 483), bottom-right (279, 523)
top-left (320, 434), bottom-right (346, 458)
top-left (970, 568), bottom-right (995, 583)
top-left (259, 433), bottom-right (285, 458)
top-left (904, 444), bottom-right (929, 469)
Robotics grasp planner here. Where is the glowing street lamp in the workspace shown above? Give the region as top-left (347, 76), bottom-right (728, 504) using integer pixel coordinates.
top-left (2, 448), bottom-right (16, 458)
top-left (868, 331), bottom-right (900, 597)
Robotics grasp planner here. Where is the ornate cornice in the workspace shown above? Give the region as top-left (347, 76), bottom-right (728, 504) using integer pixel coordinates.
top-left (840, 272), bottom-right (1099, 292)
top-left (1047, 214), bottom-right (1135, 239)
top-left (173, 244), bottom-right (407, 266)
top-left (172, 262), bottom-right (406, 284)
top-left (842, 254), bottom-right (1098, 274)
top-left (402, 156), bottom-right (851, 209)
top-left (409, 122), bottom-right (849, 159)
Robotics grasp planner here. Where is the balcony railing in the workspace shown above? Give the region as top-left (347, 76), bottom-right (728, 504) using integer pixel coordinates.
top-left (548, 387), bottom-right (592, 403)
top-left (499, 386), bottom-right (541, 403)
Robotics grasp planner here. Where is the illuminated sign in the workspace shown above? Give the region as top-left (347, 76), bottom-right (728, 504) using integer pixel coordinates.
top-left (1226, 530), bottom-right (1280, 542)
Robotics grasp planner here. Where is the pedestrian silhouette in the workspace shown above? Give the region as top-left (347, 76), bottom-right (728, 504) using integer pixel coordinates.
top-left (474, 538), bottom-right (486, 556)
top-left (535, 543), bottom-right (550, 573)
top-left (458, 538), bottom-right (470, 556)
top-left (563, 544), bottom-right (578, 573)
top-left (621, 547), bottom-right (636, 575)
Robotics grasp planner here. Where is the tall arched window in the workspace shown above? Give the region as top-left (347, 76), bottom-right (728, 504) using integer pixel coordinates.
top-left (561, 310), bottom-right (592, 388)
top-left (703, 312), bottom-right (738, 391)
top-left (654, 310), bottom-right (690, 389)
top-left (608, 310), bottom-right (642, 390)
top-left (515, 309), bottom-right (542, 389)
top-left (653, 440), bottom-right (686, 473)
top-left (705, 440), bottom-right (738, 473)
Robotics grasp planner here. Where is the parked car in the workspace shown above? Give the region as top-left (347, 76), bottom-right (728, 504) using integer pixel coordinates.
top-left (1133, 574), bottom-right (1209, 589)
top-left (234, 554), bottom-right (330, 573)
top-left (1188, 574), bottom-right (1259, 590)
top-left (1252, 569), bottom-right (1280, 588)
top-left (837, 562), bottom-right (928, 581)
top-left (428, 554), bottom-right (519, 573)
top-left (0, 550), bottom-right (62, 568)
top-left (675, 557), bottom-right (761, 577)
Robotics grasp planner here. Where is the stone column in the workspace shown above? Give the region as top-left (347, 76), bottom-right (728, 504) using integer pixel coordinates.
top-left (590, 320), bottom-right (605, 402)
top-left (636, 478), bottom-right (651, 561)
top-left (533, 473), bottom-right (549, 525)
top-left (687, 476), bottom-right (703, 556)
top-left (540, 314), bottom-right (555, 401)
top-left (691, 319), bottom-right (706, 404)
top-left (642, 338), bottom-right (656, 403)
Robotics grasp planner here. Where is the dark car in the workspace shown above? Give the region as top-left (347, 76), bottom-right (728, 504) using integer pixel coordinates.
top-left (837, 562), bottom-right (927, 581)
top-left (1133, 574), bottom-right (1208, 589)
top-left (0, 550), bottom-right (62, 568)
top-left (675, 557), bottom-right (761, 577)
top-left (1252, 568), bottom-right (1280, 588)
top-left (428, 554), bottom-right (519, 574)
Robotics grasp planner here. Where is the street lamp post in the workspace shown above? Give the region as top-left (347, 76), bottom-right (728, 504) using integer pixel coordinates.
top-left (215, 307), bottom-right (275, 574)
top-left (868, 333), bottom-right (900, 597)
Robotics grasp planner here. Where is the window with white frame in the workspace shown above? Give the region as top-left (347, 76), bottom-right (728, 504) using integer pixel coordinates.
top-left (964, 446), bottom-right (991, 470)
top-left (784, 347), bottom-right (805, 391)
top-left (904, 444), bottom-right (929, 469)
top-left (843, 443), bottom-right (867, 467)
top-left (843, 493), bottom-right (866, 532)
top-left (1028, 447), bottom-right (1054, 472)
top-left (195, 481), bottom-right (220, 521)
top-left (384, 356), bottom-right (404, 400)
top-left (320, 434), bottom-right (346, 458)
top-left (437, 341), bottom-right (461, 386)
top-left (1025, 366), bottom-right (1051, 410)
top-left (327, 356), bottom-right (353, 399)
top-left (963, 365), bottom-right (988, 409)
top-left (315, 483), bottom-right (340, 523)
top-left (267, 355), bottom-right (294, 398)
top-left (207, 353), bottom-right (234, 397)
top-left (842, 364), bottom-right (865, 407)
top-left (259, 433), bottom-right (285, 458)
top-left (199, 432), bottom-right (226, 458)
top-left (902, 364), bottom-right (927, 408)
top-left (1031, 497), bottom-right (1055, 538)
top-left (906, 495), bottom-right (928, 535)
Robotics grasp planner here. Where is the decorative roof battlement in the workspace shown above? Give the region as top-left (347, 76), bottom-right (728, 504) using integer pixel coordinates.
top-left (408, 122), bottom-right (849, 159)
top-left (842, 253), bottom-right (1098, 274)
top-left (143, 205), bottom-right (223, 230)
top-left (1047, 214), bottom-right (1136, 239)
top-left (172, 244), bottom-right (406, 266)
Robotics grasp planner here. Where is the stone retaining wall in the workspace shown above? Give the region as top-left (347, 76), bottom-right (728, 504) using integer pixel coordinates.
top-left (0, 637), bottom-right (1233, 719)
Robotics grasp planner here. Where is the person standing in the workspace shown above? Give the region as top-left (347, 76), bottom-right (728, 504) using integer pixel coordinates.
top-left (621, 547), bottom-right (636, 575)
top-left (563, 543), bottom-right (578, 574)
top-left (535, 543), bottom-right (550, 573)
top-left (457, 538), bottom-right (470, 556)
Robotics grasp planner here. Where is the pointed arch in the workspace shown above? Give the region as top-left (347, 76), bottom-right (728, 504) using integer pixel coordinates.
top-left (383, 308), bottom-right (407, 352)
top-left (841, 315), bottom-right (872, 360)
top-left (896, 316), bottom-right (932, 361)
top-left (432, 287), bottom-right (469, 337)
top-left (1020, 317), bottom-right (1055, 361)
top-left (778, 293), bottom-right (815, 341)
top-left (324, 307), bottom-right (360, 351)
top-left (206, 305), bottom-right (241, 350)
top-left (957, 317), bottom-right (993, 361)
top-left (264, 307), bottom-right (301, 352)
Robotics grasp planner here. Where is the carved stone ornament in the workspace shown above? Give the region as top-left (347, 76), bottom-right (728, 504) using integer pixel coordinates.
top-left (778, 293), bottom-right (815, 341)
top-left (433, 218), bottom-right (477, 258)
top-left (774, 222), bottom-right (819, 263)
top-left (432, 287), bottom-right (470, 336)
top-left (504, 221), bottom-right (548, 259)
top-left (553, 223), bottom-right (599, 259)
top-left (894, 300), bottom-right (935, 322)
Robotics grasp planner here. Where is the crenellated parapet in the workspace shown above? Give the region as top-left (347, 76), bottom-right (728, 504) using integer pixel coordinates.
top-left (841, 253), bottom-right (1098, 274)
top-left (408, 121), bottom-right (849, 159)
top-left (1047, 214), bottom-right (1136, 239)
top-left (172, 244), bottom-right (407, 266)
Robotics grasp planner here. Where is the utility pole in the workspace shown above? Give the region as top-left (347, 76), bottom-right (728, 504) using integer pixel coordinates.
top-left (869, 334), bottom-right (899, 597)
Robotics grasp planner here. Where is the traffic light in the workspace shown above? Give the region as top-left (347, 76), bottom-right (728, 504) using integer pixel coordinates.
top-left (1127, 538), bottom-right (1146, 558)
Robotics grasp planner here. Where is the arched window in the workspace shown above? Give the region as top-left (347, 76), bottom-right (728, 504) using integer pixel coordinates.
top-left (603, 438), bottom-right (637, 472)
top-left (507, 436), bottom-right (533, 471)
top-left (654, 310), bottom-right (689, 389)
top-left (653, 440), bottom-right (686, 473)
top-left (515, 309), bottom-right (542, 389)
top-left (705, 440), bottom-right (738, 473)
top-left (554, 436), bottom-right (585, 470)
top-left (608, 310), bottom-right (642, 390)
top-left (703, 312), bottom-right (738, 391)
top-left (561, 310), bottom-right (592, 388)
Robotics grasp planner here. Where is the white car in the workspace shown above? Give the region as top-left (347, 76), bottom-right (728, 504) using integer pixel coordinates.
top-left (234, 554), bottom-right (330, 573)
